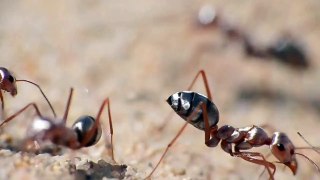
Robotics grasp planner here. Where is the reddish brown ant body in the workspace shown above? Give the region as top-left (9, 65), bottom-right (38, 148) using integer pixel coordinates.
top-left (146, 70), bottom-right (318, 179)
top-left (0, 88), bottom-right (115, 161)
top-left (0, 67), bottom-right (56, 118)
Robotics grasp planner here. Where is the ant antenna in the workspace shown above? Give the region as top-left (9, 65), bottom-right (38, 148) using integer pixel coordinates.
top-left (295, 153), bottom-right (320, 174)
top-left (16, 79), bottom-right (56, 118)
top-left (297, 132), bottom-right (320, 155)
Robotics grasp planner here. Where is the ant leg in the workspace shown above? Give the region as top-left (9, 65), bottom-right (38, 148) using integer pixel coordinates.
top-left (145, 102), bottom-right (207, 179)
top-left (62, 88), bottom-right (74, 124)
top-left (258, 152), bottom-right (272, 179)
top-left (0, 90), bottom-right (4, 111)
top-left (233, 151), bottom-right (276, 180)
top-left (80, 98), bottom-right (115, 162)
top-left (16, 79), bottom-right (57, 118)
top-left (0, 103), bottom-right (42, 128)
top-left (187, 70), bottom-right (213, 101)
top-left (158, 70), bottom-right (213, 131)
top-left (202, 101), bottom-right (219, 147)
top-left (0, 91), bottom-right (4, 120)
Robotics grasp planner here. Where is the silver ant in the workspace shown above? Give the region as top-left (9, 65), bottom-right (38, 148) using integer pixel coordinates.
top-left (146, 70), bottom-right (319, 179)
top-left (0, 88), bottom-right (116, 161)
top-left (0, 67), bottom-right (56, 118)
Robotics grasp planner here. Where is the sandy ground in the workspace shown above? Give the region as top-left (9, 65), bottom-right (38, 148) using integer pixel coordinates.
top-left (0, 0), bottom-right (320, 179)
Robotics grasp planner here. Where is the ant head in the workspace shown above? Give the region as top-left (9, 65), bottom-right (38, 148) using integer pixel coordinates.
top-left (72, 115), bottom-right (102, 147)
top-left (0, 67), bottom-right (17, 96)
top-left (270, 132), bottom-right (297, 175)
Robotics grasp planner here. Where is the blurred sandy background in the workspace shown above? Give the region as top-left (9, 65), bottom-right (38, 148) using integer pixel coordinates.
top-left (0, 0), bottom-right (320, 179)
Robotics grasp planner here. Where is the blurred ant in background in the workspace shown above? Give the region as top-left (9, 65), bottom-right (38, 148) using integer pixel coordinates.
top-left (0, 67), bottom-right (56, 118)
top-left (0, 88), bottom-right (116, 162)
top-left (194, 6), bottom-right (320, 117)
top-left (146, 70), bottom-right (319, 179)
top-left (196, 5), bottom-right (309, 70)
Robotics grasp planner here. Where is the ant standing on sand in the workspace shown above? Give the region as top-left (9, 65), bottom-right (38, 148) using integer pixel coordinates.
top-left (0, 88), bottom-right (116, 162)
top-left (146, 70), bottom-right (319, 179)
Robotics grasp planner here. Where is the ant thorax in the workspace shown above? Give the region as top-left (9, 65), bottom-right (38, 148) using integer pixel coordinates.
top-left (27, 117), bottom-right (79, 148)
top-left (167, 91), bottom-right (219, 130)
top-left (28, 117), bottom-right (54, 135)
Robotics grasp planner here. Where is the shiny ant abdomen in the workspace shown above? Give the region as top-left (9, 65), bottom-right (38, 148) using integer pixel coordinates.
top-left (146, 70), bottom-right (318, 179)
top-left (0, 88), bottom-right (115, 161)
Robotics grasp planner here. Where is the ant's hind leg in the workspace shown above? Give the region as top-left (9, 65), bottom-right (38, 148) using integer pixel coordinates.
top-left (61, 88), bottom-right (74, 125)
top-left (145, 102), bottom-right (210, 179)
top-left (80, 98), bottom-right (115, 162)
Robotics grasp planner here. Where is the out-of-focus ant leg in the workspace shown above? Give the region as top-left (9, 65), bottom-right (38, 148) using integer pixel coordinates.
top-left (0, 103), bottom-right (43, 128)
top-left (61, 88), bottom-right (74, 125)
top-left (80, 98), bottom-right (115, 162)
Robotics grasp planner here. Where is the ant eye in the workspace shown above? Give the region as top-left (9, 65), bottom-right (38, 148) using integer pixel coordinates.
top-left (7, 75), bottom-right (14, 83)
top-left (277, 143), bottom-right (285, 151)
top-left (72, 115), bottom-right (102, 147)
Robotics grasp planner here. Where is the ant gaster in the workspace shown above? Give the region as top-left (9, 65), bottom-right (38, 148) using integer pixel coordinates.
top-left (0, 67), bottom-right (56, 118)
top-left (146, 70), bottom-right (318, 179)
top-left (0, 88), bottom-right (115, 161)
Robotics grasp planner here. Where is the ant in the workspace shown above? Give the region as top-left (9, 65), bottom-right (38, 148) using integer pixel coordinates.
top-left (146, 70), bottom-right (319, 179)
top-left (0, 88), bottom-right (115, 161)
top-left (0, 67), bottom-right (56, 118)
top-left (195, 5), bottom-right (309, 70)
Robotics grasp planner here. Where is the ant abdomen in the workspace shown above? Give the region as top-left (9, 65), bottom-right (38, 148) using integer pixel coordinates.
top-left (72, 116), bottom-right (102, 147)
top-left (167, 91), bottom-right (219, 130)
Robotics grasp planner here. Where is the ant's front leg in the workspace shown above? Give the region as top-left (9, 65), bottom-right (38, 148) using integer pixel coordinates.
top-left (0, 102), bottom-right (43, 128)
top-left (233, 151), bottom-right (276, 180)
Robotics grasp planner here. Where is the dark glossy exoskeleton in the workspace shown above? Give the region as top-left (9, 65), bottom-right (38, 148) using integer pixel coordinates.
top-left (27, 116), bottom-right (102, 149)
top-left (0, 67), bottom-right (56, 118)
top-left (146, 70), bottom-right (318, 180)
top-left (0, 88), bottom-right (115, 161)
top-left (72, 116), bottom-right (102, 147)
top-left (167, 91), bottom-right (219, 130)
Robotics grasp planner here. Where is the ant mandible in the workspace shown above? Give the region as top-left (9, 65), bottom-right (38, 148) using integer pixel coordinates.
top-left (0, 67), bottom-right (56, 118)
top-left (146, 70), bottom-right (318, 179)
top-left (0, 88), bottom-right (115, 161)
